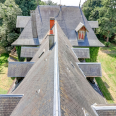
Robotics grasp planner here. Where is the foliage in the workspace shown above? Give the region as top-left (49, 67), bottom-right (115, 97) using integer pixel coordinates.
top-left (112, 37), bottom-right (116, 44)
top-left (85, 47), bottom-right (99, 62)
top-left (0, 53), bottom-right (9, 65)
top-left (0, 0), bottom-right (22, 52)
top-left (97, 0), bottom-right (116, 42)
top-left (45, 0), bottom-right (57, 5)
top-left (82, 0), bottom-right (116, 42)
top-left (0, 0), bottom-right (5, 3)
top-left (95, 77), bottom-right (114, 103)
top-left (0, 18), bottom-right (3, 26)
top-left (105, 42), bottom-right (111, 47)
top-left (15, 0), bottom-right (46, 16)
top-left (97, 43), bottom-right (116, 103)
top-left (82, 0), bottom-right (102, 20)
top-left (16, 46), bottom-right (25, 61)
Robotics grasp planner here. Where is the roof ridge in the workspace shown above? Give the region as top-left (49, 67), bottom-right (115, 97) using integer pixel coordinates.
top-left (53, 22), bottom-right (61, 116)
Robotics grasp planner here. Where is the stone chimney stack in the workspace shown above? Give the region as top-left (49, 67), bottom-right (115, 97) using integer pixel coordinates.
top-left (49, 17), bottom-right (55, 49)
top-left (30, 10), bottom-right (38, 38)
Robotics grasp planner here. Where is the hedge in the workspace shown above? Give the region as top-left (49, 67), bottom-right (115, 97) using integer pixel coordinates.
top-left (85, 47), bottom-right (99, 62)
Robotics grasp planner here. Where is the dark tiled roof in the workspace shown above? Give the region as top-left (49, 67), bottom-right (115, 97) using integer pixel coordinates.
top-left (16, 16), bottom-right (31, 28)
top-left (8, 62), bottom-right (34, 77)
top-left (21, 47), bottom-right (39, 58)
top-left (96, 110), bottom-right (116, 116)
top-left (31, 34), bottom-right (49, 62)
top-left (0, 95), bottom-right (22, 116)
top-left (88, 21), bottom-right (99, 28)
top-left (10, 22), bottom-right (106, 116)
top-left (72, 48), bottom-right (90, 58)
top-left (11, 49), bottom-right (55, 116)
top-left (37, 6), bottom-right (104, 47)
top-left (13, 5), bottom-right (104, 47)
top-left (81, 12), bottom-right (104, 46)
top-left (92, 104), bottom-right (116, 116)
top-left (77, 63), bottom-right (102, 77)
top-left (12, 19), bottom-right (39, 46)
top-left (57, 23), bottom-right (105, 116)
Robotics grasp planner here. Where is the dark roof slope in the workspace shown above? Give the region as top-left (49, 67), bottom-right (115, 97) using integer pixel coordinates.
top-left (21, 47), bottom-right (39, 58)
top-left (11, 48), bottom-right (55, 115)
top-left (72, 48), bottom-right (90, 58)
top-left (77, 63), bottom-right (102, 77)
top-left (92, 104), bottom-right (116, 116)
top-left (57, 23), bottom-right (105, 116)
top-left (8, 62), bottom-right (34, 77)
top-left (12, 19), bottom-right (39, 46)
top-left (13, 5), bottom-right (104, 47)
top-left (82, 12), bottom-right (104, 46)
top-left (10, 22), bottom-right (105, 116)
top-left (36, 6), bottom-right (104, 47)
top-left (0, 95), bottom-right (22, 116)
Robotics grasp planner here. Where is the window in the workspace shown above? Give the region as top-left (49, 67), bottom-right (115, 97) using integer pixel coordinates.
top-left (78, 31), bottom-right (85, 40)
top-left (78, 26), bottom-right (86, 41)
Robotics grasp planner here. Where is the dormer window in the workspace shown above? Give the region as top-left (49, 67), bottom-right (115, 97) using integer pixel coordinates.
top-left (75, 22), bottom-right (88, 41)
top-left (78, 31), bottom-right (85, 40)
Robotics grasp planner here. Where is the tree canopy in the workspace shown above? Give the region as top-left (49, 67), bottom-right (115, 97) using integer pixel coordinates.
top-left (45, 0), bottom-right (57, 5)
top-left (15, 0), bottom-right (47, 16)
top-left (82, 0), bottom-right (116, 42)
top-left (0, 0), bottom-right (22, 52)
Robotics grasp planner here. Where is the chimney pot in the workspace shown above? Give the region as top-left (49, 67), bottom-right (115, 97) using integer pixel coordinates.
top-left (50, 17), bottom-right (55, 31)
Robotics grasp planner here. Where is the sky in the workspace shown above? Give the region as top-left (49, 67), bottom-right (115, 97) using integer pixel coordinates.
top-left (46, 0), bottom-right (86, 6)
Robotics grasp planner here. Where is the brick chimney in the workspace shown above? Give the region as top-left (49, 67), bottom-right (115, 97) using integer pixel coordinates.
top-left (49, 17), bottom-right (55, 49)
top-left (30, 10), bottom-right (38, 38)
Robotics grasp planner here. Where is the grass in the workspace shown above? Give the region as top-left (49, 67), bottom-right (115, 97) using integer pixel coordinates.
top-left (96, 41), bottom-right (116, 103)
top-left (0, 47), bottom-right (14, 94)
top-left (95, 77), bottom-right (114, 103)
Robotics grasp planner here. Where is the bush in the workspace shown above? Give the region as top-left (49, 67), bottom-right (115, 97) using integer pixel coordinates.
top-left (105, 42), bottom-right (111, 47)
top-left (112, 37), bottom-right (116, 44)
top-left (86, 47), bottom-right (99, 62)
top-left (16, 46), bottom-right (25, 61)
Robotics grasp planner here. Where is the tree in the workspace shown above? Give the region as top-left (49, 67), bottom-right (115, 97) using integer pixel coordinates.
top-left (45, 0), bottom-right (57, 5)
top-left (0, 0), bottom-right (6, 3)
top-left (0, 0), bottom-right (22, 52)
top-left (15, 0), bottom-right (46, 16)
top-left (82, 0), bottom-right (116, 42)
top-left (97, 0), bottom-right (116, 42)
top-left (82, 0), bottom-right (102, 20)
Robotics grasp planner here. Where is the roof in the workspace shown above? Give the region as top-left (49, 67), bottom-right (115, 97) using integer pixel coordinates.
top-left (72, 48), bottom-right (90, 58)
top-left (10, 22), bottom-right (106, 116)
top-left (92, 104), bottom-right (116, 116)
top-left (12, 19), bottom-right (39, 46)
top-left (13, 5), bottom-right (104, 47)
top-left (0, 95), bottom-right (23, 116)
top-left (16, 16), bottom-right (31, 28)
top-left (77, 63), bottom-right (102, 77)
top-left (8, 62), bottom-right (34, 77)
top-left (88, 21), bottom-right (99, 28)
top-left (75, 22), bottom-right (89, 32)
top-left (21, 47), bottom-right (39, 58)
top-left (80, 13), bottom-right (104, 46)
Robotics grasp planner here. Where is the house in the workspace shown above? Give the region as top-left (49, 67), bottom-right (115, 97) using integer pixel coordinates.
top-left (0, 5), bottom-right (116, 116)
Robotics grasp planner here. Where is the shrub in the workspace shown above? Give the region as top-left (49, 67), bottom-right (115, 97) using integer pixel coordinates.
top-left (105, 42), bottom-right (111, 47)
top-left (112, 37), bottom-right (116, 44)
top-left (85, 47), bottom-right (99, 62)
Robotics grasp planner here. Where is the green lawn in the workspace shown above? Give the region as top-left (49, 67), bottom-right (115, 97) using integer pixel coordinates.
top-left (96, 42), bottom-right (116, 103)
top-left (0, 47), bottom-right (14, 94)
